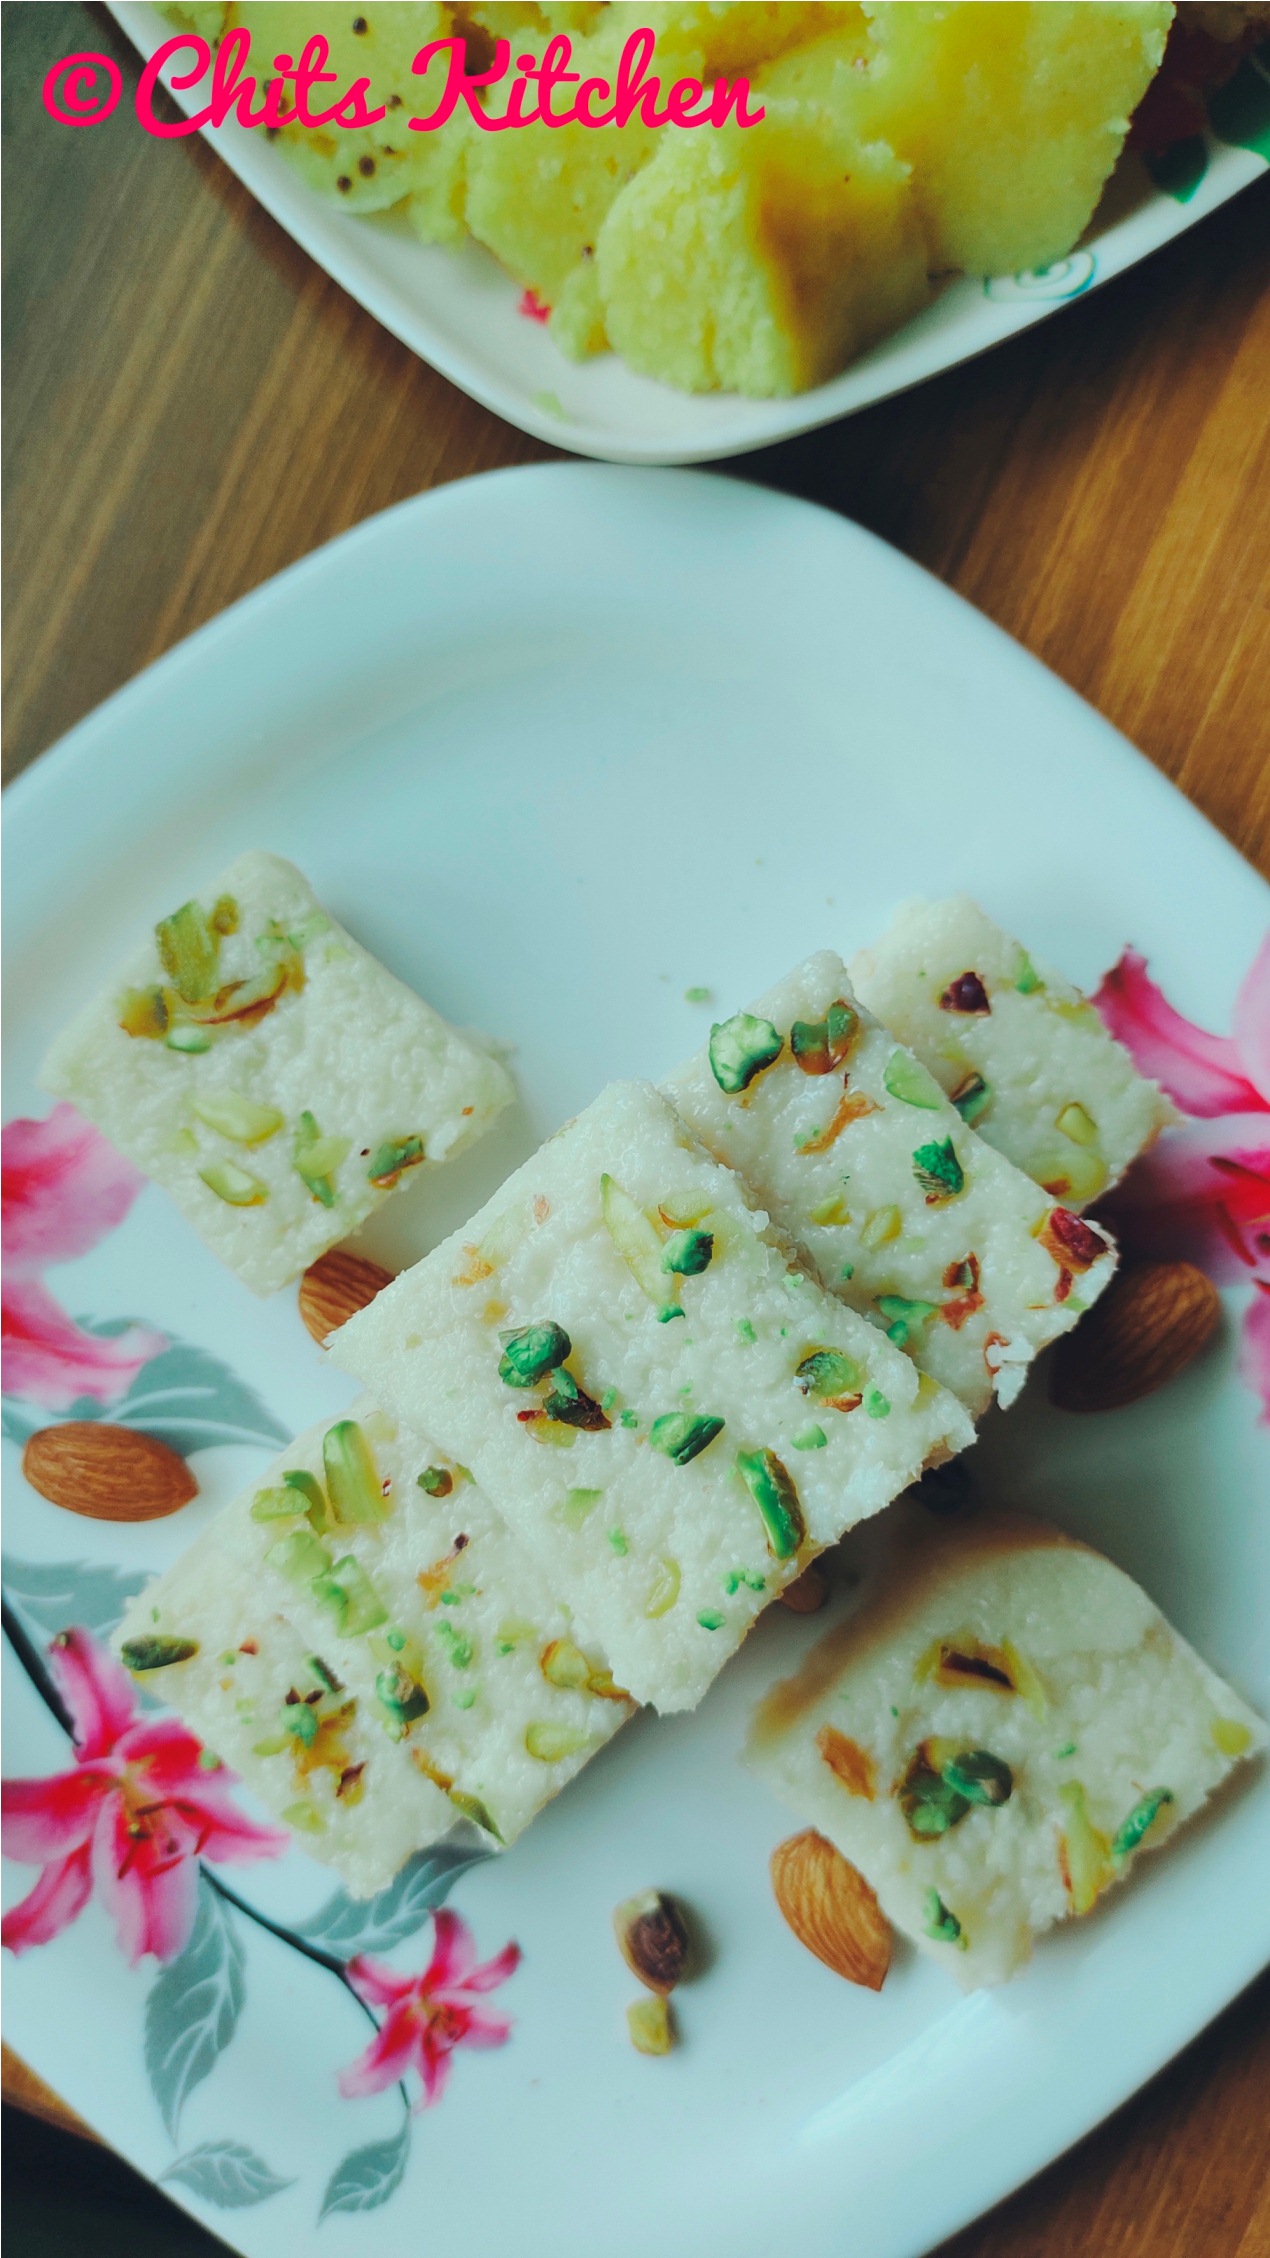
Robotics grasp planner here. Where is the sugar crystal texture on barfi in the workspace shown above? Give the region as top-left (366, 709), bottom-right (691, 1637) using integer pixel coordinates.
top-left (332, 1080), bottom-right (974, 1712)
top-left (664, 951), bottom-right (1118, 1417)
top-left (187, 1398), bottom-right (634, 1848)
top-left (115, 1544), bottom-right (449, 1898)
top-left (41, 853), bottom-right (514, 1294)
top-left (748, 1500), bottom-right (1265, 1988)
top-left (850, 898), bottom-right (1176, 1207)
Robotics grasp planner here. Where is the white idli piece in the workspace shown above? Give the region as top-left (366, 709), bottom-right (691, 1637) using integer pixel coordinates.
top-left (41, 852), bottom-right (513, 1294)
top-left (749, 1501), bottom-right (1265, 1989)
top-left (664, 952), bottom-right (1118, 1418)
top-left (850, 897), bottom-right (1176, 1206)
top-left (332, 1080), bottom-right (974, 1713)
top-left (192, 1398), bottom-right (635, 1848)
top-left (115, 1545), bottom-right (449, 1899)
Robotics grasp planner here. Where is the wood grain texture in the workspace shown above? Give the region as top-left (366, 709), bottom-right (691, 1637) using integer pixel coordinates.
top-left (3, 3), bottom-right (1268, 2248)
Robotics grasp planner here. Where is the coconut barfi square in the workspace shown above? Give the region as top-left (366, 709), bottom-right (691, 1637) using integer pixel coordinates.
top-left (748, 1500), bottom-right (1265, 1988)
top-left (332, 1080), bottom-right (975, 1713)
top-left (850, 898), bottom-right (1175, 1207)
top-left (190, 1398), bottom-right (635, 1849)
top-left (41, 852), bottom-right (514, 1295)
top-left (115, 1545), bottom-right (451, 1899)
top-left (664, 952), bottom-right (1119, 1418)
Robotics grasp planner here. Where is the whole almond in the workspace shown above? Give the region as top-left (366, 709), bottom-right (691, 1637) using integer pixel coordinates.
top-left (22, 1424), bottom-right (197, 1522)
top-left (1050, 1260), bottom-right (1220, 1414)
top-left (770, 1828), bottom-right (891, 1990)
top-left (778, 1562), bottom-right (828, 1614)
top-left (299, 1249), bottom-right (394, 1345)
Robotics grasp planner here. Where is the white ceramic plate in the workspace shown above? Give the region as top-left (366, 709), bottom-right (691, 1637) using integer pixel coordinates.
top-left (3, 465), bottom-right (1267, 2258)
top-left (108, 4), bottom-right (1270, 464)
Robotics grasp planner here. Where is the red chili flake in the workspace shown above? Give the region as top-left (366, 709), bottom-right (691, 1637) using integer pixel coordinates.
top-left (939, 971), bottom-right (990, 1015)
top-left (519, 289), bottom-right (551, 324)
top-left (1041, 1207), bottom-right (1109, 1273)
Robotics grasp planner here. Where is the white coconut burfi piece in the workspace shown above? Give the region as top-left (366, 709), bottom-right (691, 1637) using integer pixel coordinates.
top-left (749, 1501), bottom-right (1266, 1988)
top-left (115, 1548), bottom-right (448, 1899)
top-left (664, 952), bottom-right (1118, 1419)
top-left (192, 1398), bottom-right (635, 1848)
top-left (41, 852), bottom-right (513, 1295)
top-left (850, 898), bottom-right (1176, 1208)
top-left (333, 1081), bottom-right (974, 1713)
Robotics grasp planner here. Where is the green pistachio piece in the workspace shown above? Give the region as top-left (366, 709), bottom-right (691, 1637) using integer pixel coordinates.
top-left (1056, 1101), bottom-right (1099, 1147)
top-left (941, 1750), bottom-right (1014, 1807)
top-left (649, 1412), bottom-right (725, 1466)
top-left (643, 1557), bottom-right (681, 1617)
top-left (210, 895), bottom-right (239, 935)
top-left (448, 1790), bottom-right (504, 1842)
top-left (307, 1654), bottom-right (342, 1692)
top-left (311, 1553), bottom-right (388, 1637)
top-left (375, 1664), bottom-right (430, 1736)
top-left (164, 1023), bottom-right (213, 1054)
top-left (198, 1160), bottom-right (267, 1206)
top-left (323, 1419), bottom-right (389, 1524)
top-left (190, 1091), bottom-right (284, 1146)
top-left (912, 1137), bottom-right (965, 1203)
top-left (498, 1321), bottom-right (572, 1387)
top-left (292, 1111), bottom-right (349, 1208)
top-left (558, 1486), bottom-right (603, 1529)
top-left (417, 1465), bottom-right (454, 1497)
top-left (735, 1447), bottom-right (805, 1559)
top-left (1110, 1787), bottom-right (1174, 1863)
top-left (795, 1349), bottom-right (863, 1407)
top-left (875, 1293), bottom-right (939, 1348)
top-left (118, 984), bottom-right (170, 1039)
top-left (882, 1049), bottom-right (944, 1108)
top-left (119, 1634), bottom-right (198, 1672)
top-left (661, 1228), bottom-right (714, 1277)
top-left (283, 1703), bottom-right (318, 1747)
top-left (525, 1720), bottom-right (589, 1762)
top-left (367, 1134), bottom-right (426, 1188)
top-left (267, 1528), bottom-right (333, 1584)
top-left (539, 1637), bottom-right (592, 1690)
top-left (600, 1175), bottom-right (680, 1317)
top-left (861, 1204), bottom-right (902, 1247)
top-left (696, 1609), bottom-right (726, 1630)
top-left (281, 1800), bottom-right (325, 1834)
top-left (283, 1468), bottom-right (328, 1527)
top-left (791, 1424), bottom-right (827, 1450)
top-left (951, 1071), bottom-right (991, 1124)
top-left (542, 1368), bottom-right (611, 1429)
top-left (1013, 949), bottom-right (1044, 994)
top-left (155, 899), bottom-right (220, 1005)
top-left (922, 1889), bottom-right (966, 1947)
top-left (789, 1000), bottom-right (858, 1076)
top-left (250, 1486), bottom-right (305, 1521)
top-left (708, 1010), bottom-right (783, 1094)
top-left (898, 1757), bottom-right (971, 1840)
top-left (864, 1388), bottom-right (891, 1418)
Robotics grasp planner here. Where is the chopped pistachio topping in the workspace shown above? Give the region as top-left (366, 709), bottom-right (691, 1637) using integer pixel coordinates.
top-left (1013, 950), bottom-right (1043, 994)
top-left (525, 1720), bottom-right (589, 1763)
top-left (1056, 1101), bottom-right (1098, 1147)
top-left (619, 1408), bottom-right (640, 1429)
top-left (898, 1754), bottom-right (970, 1840)
top-left (791, 1424), bottom-right (827, 1451)
top-left (498, 1321), bottom-right (572, 1388)
top-left (883, 1049), bottom-right (944, 1108)
top-left (375, 1664), bottom-right (430, 1736)
top-left (267, 1528), bottom-right (332, 1584)
top-left (436, 1621), bottom-right (474, 1668)
top-left (118, 984), bottom-right (170, 1040)
top-left (696, 1608), bottom-right (725, 1631)
top-left (736, 1318), bottom-right (757, 1344)
top-left (1212, 1718), bottom-right (1253, 1756)
top-left (600, 1174), bottom-right (680, 1318)
top-left (649, 1411), bottom-right (725, 1466)
top-left (323, 1419), bottom-right (389, 1525)
top-left (941, 1749), bottom-right (1013, 1807)
top-left (250, 1486), bottom-right (305, 1522)
top-left (644, 1557), bottom-right (681, 1618)
top-left (198, 1160), bottom-right (267, 1207)
top-left (807, 1192), bottom-right (852, 1226)
top-left (1053, 1741), bottom-right (1077, 1760)
top-left (539, 1637), bottom-right (592, 1690)
top-left (311, 1554), bottom-right (388, 1637)
top-left (210, 895), bottom-right (239, 936)
top-left (708, 1010), bottom-right (783, 1094)
top-left (735, 1447), bottom-right (805, 1559)
top-left (156, 899), bottom-right (220, 1005)
top-left (543, 1368), bottom-right (611, 1429)
top-left (912, 1137), bottom-right (965, 1204)
top-left (190, 1091), bottom-right (284, 1146)
top-left (284, 1468), bottom-right (328, 1527)
top-left (627, 1993), bottom-right (674, 2056)
top-left (861, 1205), bottom-right (902, 1248)
top-left (950, 1070), bottom-right (991, 1124)
top-left (448, 1790), bottom-right (503, 1841)
top-left (119, 1634), bottom-right (198, 1672)
top-left (165, 1023), bottom-right (212, 1054)
top-left (661, 1228), bottom-right (714, 1277)
top-left (864, 1388), bottom-right (890, 1418)
top-left (607, 1527), bottom-right (629, 1556)
top-left (1059, 1781), bottom-right (1113, 1914)
top-left (1110, 1787), bottom-right (1174, 1864)
top-left (795, 1349), bottom-right (863, 1408)
top-left (683, 985), bottom-right (711, 1003)
top-left (281, 1800), bottom-right (325, 1834)
top-left (790, 1001), bottom-right (858, 1076)
top-left (558, 1486), bottom-right (603, 1529)
top-left (723, 1567), bottom-right (766, 1593)
top-left (367, 1134), bottom-right (426, 1189)
top-left (292, 1110), bottom-right (349, 1208)
top-left (922, 1889), bottom-right (966, 1948)
top-left (875, 1293), bottom-right (939, 1348)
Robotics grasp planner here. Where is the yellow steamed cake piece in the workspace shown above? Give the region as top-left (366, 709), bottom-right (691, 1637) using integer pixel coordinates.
top-left (227, 2), bottom-right (468, 236)
top-left (857, 1), bottom-right (1175, 276)
top-left (633, 3), bottom-right (866, 75)
top-left (158, 1), bottom-right (230, 37)
top-left (596, 25), bottom-right (929, 397)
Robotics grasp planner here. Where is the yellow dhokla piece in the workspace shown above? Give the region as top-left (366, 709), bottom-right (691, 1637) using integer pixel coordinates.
top-left (634, 3), bottom-right (866, 75)
top-left (228, 2), bottom-right (468, 236)
top-left (857, 1), bottom-right (1174, 276)
top-left (596, 28), bottom-right (929, 397)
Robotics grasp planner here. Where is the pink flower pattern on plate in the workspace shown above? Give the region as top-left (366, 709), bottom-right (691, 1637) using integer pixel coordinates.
top-left (1094, 936), bottom-right (1270, 1420)
top-left (2, 1629), bottom-right (286, 1965)
top-left (2, 1105), bottom-right (165, 1409)
top-left (340, 1908), bottom-right (521, 2111)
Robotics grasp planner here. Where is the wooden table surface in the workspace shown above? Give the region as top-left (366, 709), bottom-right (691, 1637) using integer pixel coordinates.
top-left (3, 5), bottom-right (1269, 2253)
